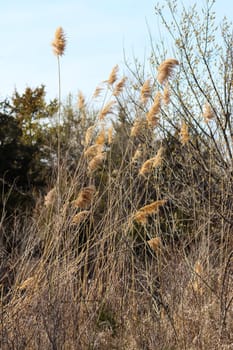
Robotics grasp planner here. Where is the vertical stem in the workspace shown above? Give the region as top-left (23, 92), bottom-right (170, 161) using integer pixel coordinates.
top-left (57, 55), bottom-right (61, 210)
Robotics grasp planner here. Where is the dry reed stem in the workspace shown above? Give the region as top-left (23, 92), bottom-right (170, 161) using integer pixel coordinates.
top-left (72, 186), bottom-right (96, 209)
top-left (203, 103), bottom-right (214, 122)
top-left (99, 101), bottom-right (115, 120)
top-left (157, 58), bottom-right (179, 84)
top-left (180, 122), bottom-right (189, 145)
top-left (51, 27), bottom-right (66, 56)
top-left (72, 210), bottom-right (90, 224)
top-left (107, 65), bottom-right (119, 85)
top-left (141, 79), bottom-right (151, 104)
top-left (113, 77), bottom-right (127, 96)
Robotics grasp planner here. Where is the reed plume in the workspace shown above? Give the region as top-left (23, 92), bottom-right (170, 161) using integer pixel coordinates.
top-left (107, 65), bottom-right (119, 85)
top-left (99, 101), bottom-right (115, 120)
top-left (203, 103), bottom-right (214, 122)
top-left (147, 236), bottom-right (161, 252)
top-left (131, 148), bottom-right (142, 164)
top-left (163, 83), bottom-right (170, 104)
top-left (52, 27), bottom-right (66, 56)
top-left (107, 126), bottom-right (113, 144)
top-left (95, 129), bottom-right (106, 145)
top-left (113, 77), bottom-right (127, 96)
top-left (157, 58), bottom-right (179, 84)
top-left (44, 188), bottom-right (56, 207)
top-left (147, 92), bottom-right (161, 127)
top-left (78, 90), bottom-right (85, 110)
top-left (134, 199), bottom-right (166, 224)
top-left (85, 126), bottom-right (95, 146)
top-left (139, 147), bottom-right (163, 175)
top-left (93, 86), bottom-right (103, 99)
top-left (180, 122), bottom-right (189, 145)
top-left (72, 186), bottom-right (96, 209)
top-left (88, 153), bottom-right (106, 172)
top-left (130, 117), bottom-right (148, 138)
top-left (141, 79), bottom-right (151, 104)
top-left (72, 210), bottom-right (90, 224)
top-left (84, 144), bottom-right (103, 159)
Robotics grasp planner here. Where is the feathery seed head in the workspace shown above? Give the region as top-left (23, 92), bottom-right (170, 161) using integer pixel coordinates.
top-left (134, 199), bottom-right (166, 224)
top-left (84, 144), bottom-right (103, 159)
top-left (85, 126), bottom-right (95, 146)
top-left (163, 83), bottom-right (170, 104)
top-left (148, 237), bottom-right (161, 252)
top-left (88, 153), bottom-right (106, 172)
top-left (180, 122), bottom-right (189, 145)
top-left (147, 92), bottom-right (161, 127)
top-left (95, 129), bottom-right (106, 145)
top-left (93, 86), bottom-right (103, 99)
top-left (113, 76), bottom-right (127, 96)
top-left (44, 188), bottom-right (56, 207)
top-left (78, 90), bottom-right (85, 110)
top-left (157, 58), bottom-right (179, 84)
top-left (72, 186), bottom-right (96, 209)
top-left (99, 101), bottom-right (115, 120)
top-left (72, 210), bottom-right (90, 225)
top-left (52, 27), bottom-right (66, 56)
top-left (141, 79), bottom-right (151, 104)
top-left (107, 65), bottom-right (119, 85)
top-left (203, 103), bottom-right (214, 122)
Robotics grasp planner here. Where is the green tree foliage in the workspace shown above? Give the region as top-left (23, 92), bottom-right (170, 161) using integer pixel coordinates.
top-left (0, 86), bottom-right (58, 214)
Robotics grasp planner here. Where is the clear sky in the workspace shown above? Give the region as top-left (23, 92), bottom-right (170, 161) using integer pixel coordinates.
top-left (0, 0), bottom-right (232, 102)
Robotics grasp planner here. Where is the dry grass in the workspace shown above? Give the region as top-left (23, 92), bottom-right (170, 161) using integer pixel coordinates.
top-left (1, 22), bottom-right (233, 350)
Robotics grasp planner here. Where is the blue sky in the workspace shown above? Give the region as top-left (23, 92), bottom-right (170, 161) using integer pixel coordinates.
top-left (0, 0), bottom-right (232, 102)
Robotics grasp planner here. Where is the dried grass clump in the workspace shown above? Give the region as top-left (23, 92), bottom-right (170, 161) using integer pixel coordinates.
top-left (134, 199), bottom-right (166, 224)
top-left (157, 58), bottom-right (179, 84)
top-left (147, 92), bottom-right (161, 127)
top-left (107, 65), bottom-right (119, 85)
top-left (203, 103), bottom-right (214, 122)
top-left (192, 260), bottom-right (204, 294)
top-left (99, 101), bottom-right (115, 120)
top-left (180, 122), bottom-right (189, 145)
top-left (72, 210), bottom-right (90, 224)
top-left (72, 186), bottom-right (96, 209)
top-left (52, 27), bottom-right (66, 56)
top-left (147, 236), bottom-right (162, 252)
top-left (141, 79), bottom-right (151, 104)
top-left (139, 147), bottom-right (163, 175)
top-left (113, 77), bottom-right (127, 96)
top-left (44, 188), bottom-right (56, 207)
